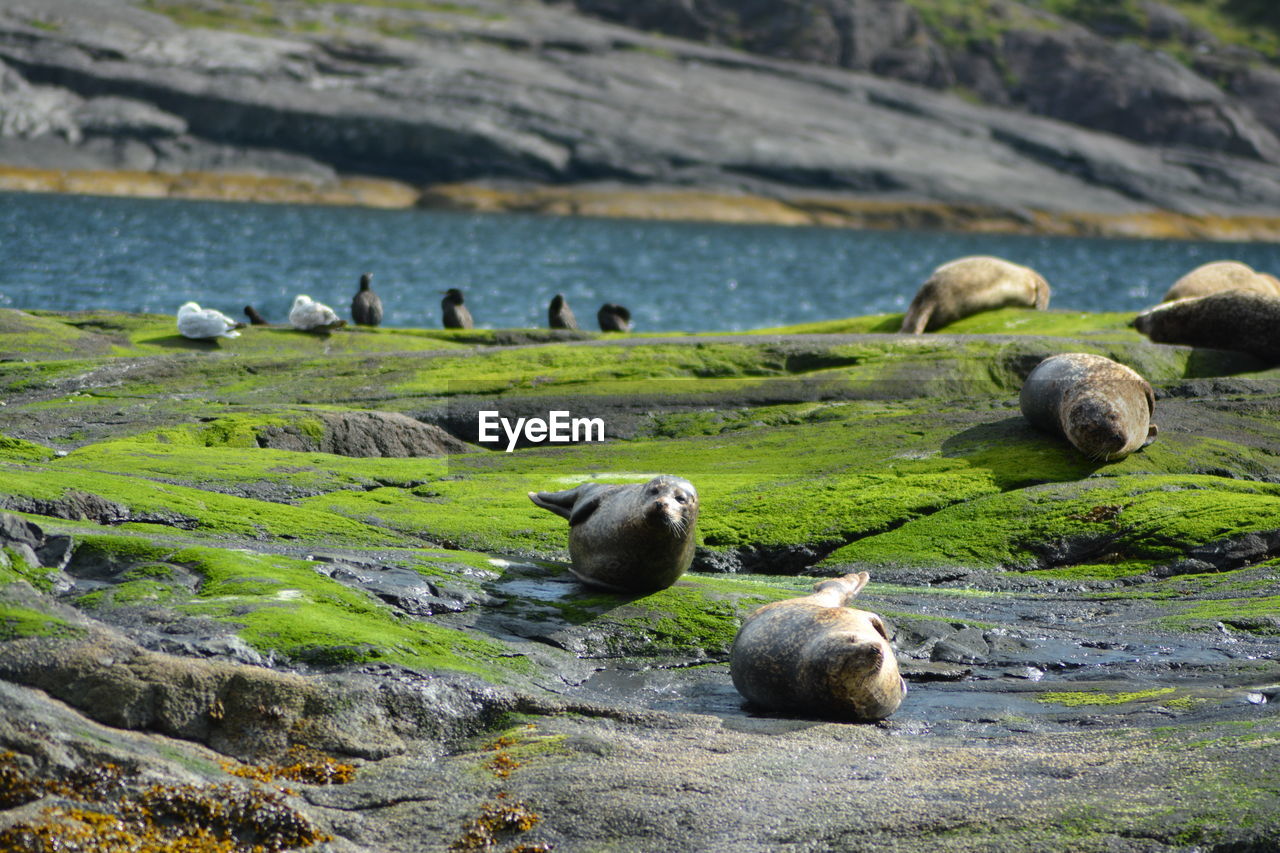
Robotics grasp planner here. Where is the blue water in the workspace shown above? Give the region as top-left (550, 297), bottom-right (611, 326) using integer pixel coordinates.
top-left (2, 192), bottom-right (1279, 332)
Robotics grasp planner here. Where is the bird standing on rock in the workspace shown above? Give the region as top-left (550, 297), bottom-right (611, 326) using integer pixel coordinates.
top-left (597, 303), bottom-right (632, 332)
top-left (243, 305), bottom-right (269, 326)
top-left (289, 294), bottom-right (346, 332)
top-left (177, 302), bottom-right (244, 340)
top-left (351, 272), bottom-right (383, 327)
top-left (549, 293), bottom-right (578, 330)
top-left (442, 288), bottom-right (474, 329)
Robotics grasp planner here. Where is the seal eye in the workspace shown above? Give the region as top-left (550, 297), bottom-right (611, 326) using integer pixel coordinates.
top-left (675, 494), bottom-right (686, 504)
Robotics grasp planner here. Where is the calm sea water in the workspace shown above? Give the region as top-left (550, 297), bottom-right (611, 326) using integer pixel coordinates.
top-left (2, 192), bottom-right (1279, 333)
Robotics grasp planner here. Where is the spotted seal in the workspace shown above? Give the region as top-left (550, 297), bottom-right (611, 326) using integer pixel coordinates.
top-left (1161, 260), bottom-right (1280, 302)
top-left (1020, 352), bottom-right (1156, 461)
top-left (901, 255), bottom-right (1050, 333)
top-left (1134, 290), bottom-right (1280, 364)
top-left (528, 475), bottom-right (698, 593)
top-left (729, 572), bottom-right (906, 721)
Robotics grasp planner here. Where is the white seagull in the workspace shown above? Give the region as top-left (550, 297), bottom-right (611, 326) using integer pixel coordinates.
top-left (176, 301), bottom-right (243, 340)
top-left (289, 294), bottom-right (346, 332)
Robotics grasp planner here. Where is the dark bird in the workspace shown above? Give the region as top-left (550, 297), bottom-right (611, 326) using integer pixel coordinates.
top-left (243, 305), bottom-right (269, 326)
top-left (442, 288), bottom-right (474, 329)
top-left (548, 293), bottom-right (579, 330)
top-left (597, 303), bottom-right (632, 332)
top-left (351, 272), bottom-right (383, 327)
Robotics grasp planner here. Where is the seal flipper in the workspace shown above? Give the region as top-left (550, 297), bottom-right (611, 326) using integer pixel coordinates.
top-left (528, 487), bottom-right (582, 520)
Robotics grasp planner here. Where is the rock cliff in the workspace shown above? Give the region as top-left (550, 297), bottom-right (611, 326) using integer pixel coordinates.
top-left (2, 0), bottom-right (1280, 232)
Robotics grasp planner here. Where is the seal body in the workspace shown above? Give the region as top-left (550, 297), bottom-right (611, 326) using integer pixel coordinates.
top-left (289, 294), bottom-right (345, 332)
top-left (1134, 291), bottom-right (1280, 364)
top-left (351, 272), bottom-right (383, 327)
top-left (1162, 260), bottom-right (1280, 302)
top-left (442, 288), bottom-right (473, 329)
top-left (177, 302), bottom-right (243, 339)
top-left (597, 303), bottom-right (632, 332)
top-left (1020, 353), bottom-right (1156, 461)
top-left (549, 293), bottom-right (578, 330)
top-left (729, 572), bottom-right (906, 722)
top-left (528, 475), bottom-right (698, 592)
top-left (901, 256), bottom-right (1050, 333)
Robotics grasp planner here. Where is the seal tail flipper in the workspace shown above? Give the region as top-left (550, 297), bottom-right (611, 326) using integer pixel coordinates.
top-left (812, 571), bottom-right (870, 606)
top-left (528, 488), bottom-right (579, 520)
top-left (900, 299), bottom-right (932, 334)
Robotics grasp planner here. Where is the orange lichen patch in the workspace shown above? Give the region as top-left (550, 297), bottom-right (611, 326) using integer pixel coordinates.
top-left (448, 795), bottom-right (543, 852)
top-left (0, 751), bottom-right (329, 852)
top-left (0, 167), bottom-right (418, 209)
top-left (1069, 504), bottom-right (1125, 523)
top-left (221, 746), bottom-right (357, 787)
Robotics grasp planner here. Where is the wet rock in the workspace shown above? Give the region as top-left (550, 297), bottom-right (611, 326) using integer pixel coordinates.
top-left (930, 627), bottom-right (990, 664)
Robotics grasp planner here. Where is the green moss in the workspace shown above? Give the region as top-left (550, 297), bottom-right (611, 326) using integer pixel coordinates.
top-left (69, 536), bottom-right (531, 681)
top-left (0, 460), bottom-right (393, 546)
top-left (824, 475), bottom-right (1280, 577)
top-left (1037, 686), bottom-right (1177, 706)
top-left (0, 433), bottom-right (56, 462)
top-left (0, 604), bottom-right (79, 640)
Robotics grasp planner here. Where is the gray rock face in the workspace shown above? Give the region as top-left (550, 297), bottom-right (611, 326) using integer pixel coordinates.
top-left (0, 0), bottom-right (1279, 217)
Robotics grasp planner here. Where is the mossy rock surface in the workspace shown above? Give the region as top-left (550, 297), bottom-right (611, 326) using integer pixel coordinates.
top-left (2, 308), bottom-right (1279, 851)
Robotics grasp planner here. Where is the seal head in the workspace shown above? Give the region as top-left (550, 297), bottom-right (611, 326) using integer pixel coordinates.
top-left (729, 572), bottom-right (906, 721)
top-left (1020, 352), bottom-right (1156, 461)
top-left (529, 475), bottom-right (698, 592)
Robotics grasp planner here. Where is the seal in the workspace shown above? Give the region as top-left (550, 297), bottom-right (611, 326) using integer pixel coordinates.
top-left (1134, 290), bottom-right (1280, 364)
top-left (442, 288), bottom-right (474, 329)
top-left (1161, 260), bottom-right (1280, 302)
top-left (729, 572), bottom-right (906, 722)
top-left (548, 293), bottom-right (579, 330)
top-left (528, 475), bottom-right (698, 593)
top-left (176, 302), bottom-right (243, 340)
top-left (900, 255), bottom-right (1050, 333)
top-left (351, 272), bottom-right (383, 327)
top-left (243, 305), bottom-right (269, 326)
top-left (1019, 352), bottom-right (1157, 461)
top-left (597, 303), bottom-right (632, 332)
top-left (289, 294), bottom-right (345, 332)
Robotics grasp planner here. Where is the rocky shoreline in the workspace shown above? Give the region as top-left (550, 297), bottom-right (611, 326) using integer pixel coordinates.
top-left (4, 0), bottom-right (1280, 240)
top-left (1, 306), bottom-right (1278, 850)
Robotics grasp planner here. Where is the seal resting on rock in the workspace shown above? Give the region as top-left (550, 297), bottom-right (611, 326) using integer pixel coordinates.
top-left (289, 294), bottom-right (345, 332)
top-left (1161, 260), bottom-right (1280, 302)
top-left (176, 302), bottom-right (243, 340)
top-left (351, 272), bottom-right (383, 327)
top-left (1020, 353), bottom-right (1156, 461)
top-left (528, 475), bottom-right (698, 593)
top-left (1134, 291), bottom-right (1280, 364)
top-left (900, 255), bottom-right (1050, 333)
top-left (548, 293), bottom-right (578, 330)
top-left (729, 572), bottom-right (906, 722)
top-left (442, 288), bottom-right (474, 329)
